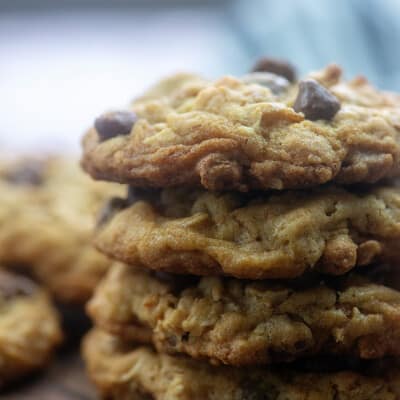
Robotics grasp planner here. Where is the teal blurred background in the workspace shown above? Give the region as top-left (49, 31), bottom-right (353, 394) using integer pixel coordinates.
top-left (1, 0), bottom-right (399, 152)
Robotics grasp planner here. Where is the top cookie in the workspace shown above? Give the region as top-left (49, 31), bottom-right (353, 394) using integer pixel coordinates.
top-left (0, 157), bottom-right (123, 304)
top-left (81, 63), bottom-right (400, 191)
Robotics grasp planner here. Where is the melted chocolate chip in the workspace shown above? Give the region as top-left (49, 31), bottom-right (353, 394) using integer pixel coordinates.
top-left (0, 270), bottom-right (37, 299)
top-left (94, 111), bottom-right (137, 141)
top-left (252, 57), bottom-right (297, 82)
top-left (97, 197), bottom-right (129, 226)
top-left (293, 79), bottom-right (340, 121)
top-left (5, 160), bottom-right (44, 186)
top-left (242, 72), bottom-right (290, 94)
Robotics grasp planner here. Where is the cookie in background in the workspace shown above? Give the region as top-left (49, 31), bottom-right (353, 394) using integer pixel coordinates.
top-left (0, 157), bottom-right (124, 304)
top-left (0, 268), bottom-right (62, 387)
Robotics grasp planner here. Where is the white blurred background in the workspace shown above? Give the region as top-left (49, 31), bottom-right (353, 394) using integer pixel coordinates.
top-left (1, 0), bottom-right (400, 154)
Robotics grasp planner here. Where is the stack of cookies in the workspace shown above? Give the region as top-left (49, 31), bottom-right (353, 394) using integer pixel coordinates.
top-left (81, 60), bottom-right (400, 399)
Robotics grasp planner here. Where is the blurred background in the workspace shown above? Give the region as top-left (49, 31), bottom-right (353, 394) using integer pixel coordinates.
top-left (1, 0), bottom-right (400, 153)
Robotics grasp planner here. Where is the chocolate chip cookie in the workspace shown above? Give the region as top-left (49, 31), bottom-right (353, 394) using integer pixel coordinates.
top-left (87, 263), bottom-right (400, 366)
top-left (83, 329), bottom-right (400, 400)
top-left (81, 64), bottom-right (400, 191)
top-left (94, 185), bottom-right (400, 279)
top-left (0, 157), bottom-right (123, 303)
top-left (0, 269), bottom-right (62, 386)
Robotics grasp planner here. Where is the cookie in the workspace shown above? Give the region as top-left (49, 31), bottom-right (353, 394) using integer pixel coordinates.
top-left (0, 269), bottom-right (62, 386)
top-left (81, 64), bottom-right (400, 191)
top-left (0, 158), bottom-right (123, 303)
top-left (87, 263), bottom-right (400, 366)
top-left (94, 185), bottom-right (400, 279)
top-left (83, 329), bottom-right (400, 400)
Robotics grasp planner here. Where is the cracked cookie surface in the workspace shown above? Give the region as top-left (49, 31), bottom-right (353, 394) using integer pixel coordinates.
top-left (0, 157), bottom-right (123, 303)
top-left (83, 329), bottom-right (400, 400)
top-left (0, 269), bottom-right (62, 386)
top-left (81, 65), bottom-right (400, 191)
top-left (95, 185), bottom-right (400, 279)
top-left (88, 263), bottom-right (400, 366)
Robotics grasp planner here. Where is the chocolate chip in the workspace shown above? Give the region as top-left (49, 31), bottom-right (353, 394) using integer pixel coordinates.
top-left (293, 79), bottom-right (340, 121)
top-left (94, 111), bottom-right (137, 141)
top-left (242, 72), bottom-right (290, 95)
top-left (5, 160), bottom-right (44, 186)
top-left (97, 197), bottom-right (129, 227)
top-left (0, 270), bottom-right (37, 299)
top-left (252, 57), bottom-right (297, 82)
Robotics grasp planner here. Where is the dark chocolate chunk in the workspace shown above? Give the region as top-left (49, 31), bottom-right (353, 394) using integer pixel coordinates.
top-left (94, 111), bottom-right (137, 141)
top-left (252, 57), bottom-right (297, 82)
top-left (242, 72), bottom-right (290, 95)
top-left (293, 79), bottom-right (340, 121)
top-left (97, 197), bottom-right (129, 227)
top-left (5, 160), bottom-right (44, 186)
top-left (0, 270), bottom-right (37, 299)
